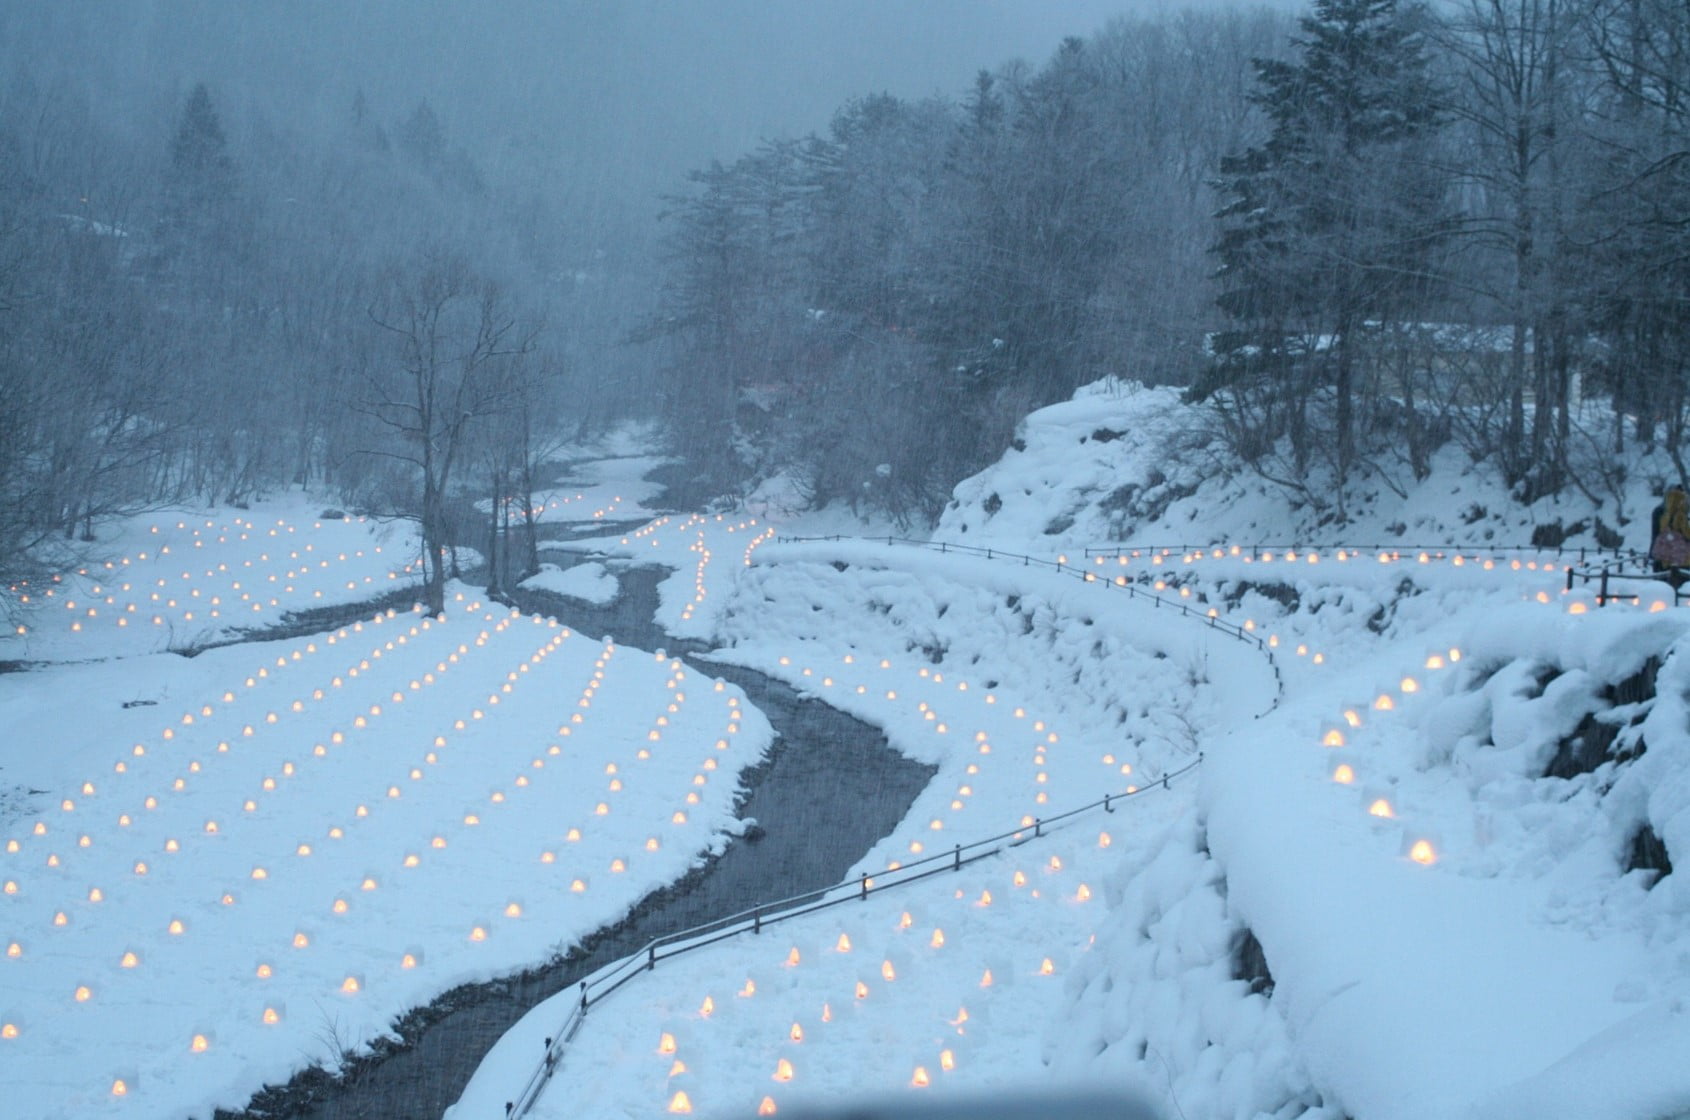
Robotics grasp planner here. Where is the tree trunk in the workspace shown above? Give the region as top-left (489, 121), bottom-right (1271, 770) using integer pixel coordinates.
top-left (421, 473), bottom-right (446, 617)
top-left (485, 471), bottom-right (502, 599)
top-left (1335, 323), bottom-right (1354, 483)
top-left (1531, 319), bottom-right (1552, 472)
top-left (519, 442), bottom-right (540, 580)
top-left (1507, 320), bottom-right (1527, 476)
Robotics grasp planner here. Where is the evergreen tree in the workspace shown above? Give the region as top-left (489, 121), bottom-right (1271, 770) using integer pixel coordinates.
top-left (172, 84), bottom-right (230, 175)
top-left (159, 82), bottom-right (240, 287)
top-left (1210, 0), bottom-right (1447, 483)
top-left (398, 100), bottom-right (446, 166)
top-left (166, 83), bottom-right (234, 209)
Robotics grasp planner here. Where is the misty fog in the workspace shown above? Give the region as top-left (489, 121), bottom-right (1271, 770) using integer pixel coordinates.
top-left (5, 0), bottom-right (1688, 572)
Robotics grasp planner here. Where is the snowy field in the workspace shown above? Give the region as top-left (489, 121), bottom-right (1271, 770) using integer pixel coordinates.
top-left (1, 494), bottom-right (422, 664)
top-left (5, 385), bottom-right (1690, 1119)
top-left (0, 511), bottom-right (774, 1117)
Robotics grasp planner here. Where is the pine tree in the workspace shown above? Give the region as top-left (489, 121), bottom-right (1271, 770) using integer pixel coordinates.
top-left (166, 82), bottom-right (235, 219)
top-left (159, 82), bottom-right (240, 289)
top-left (398, 100), bottom-right (446, 166)
top-left (171, 83), bottom-right (231, 180)
top-left (1210, 0), bottom-right (1447, 482)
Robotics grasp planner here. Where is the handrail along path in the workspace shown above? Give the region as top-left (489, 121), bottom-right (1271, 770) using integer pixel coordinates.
top-left (495, 533), bottom-right (1289, 1118)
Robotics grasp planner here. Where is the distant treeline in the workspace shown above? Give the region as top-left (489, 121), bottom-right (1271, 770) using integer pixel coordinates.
top-left (650, 0), bottom-right (1690, 521)
top-left (5, 0), bottom-right (1689, 580)
top-left (0, 76), bottom-right (650, 598)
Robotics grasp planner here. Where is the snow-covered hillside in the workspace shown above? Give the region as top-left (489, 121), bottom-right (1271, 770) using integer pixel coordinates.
top-left (5, 388), bottom-right (1688, 1120)
top-left (940, 380), bottom-right (1653, 556)
top-left (0, 489), bottom-right (776, 1118)
top-left (462, 383), bottom-right (1689, 1120)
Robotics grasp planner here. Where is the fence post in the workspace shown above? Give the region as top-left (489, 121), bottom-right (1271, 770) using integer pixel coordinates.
top-left (1599, 567), bottom-right (1610, 606)
top-left (647, 944), bottom-right (656, 970)
top-left (859, 873), bottom-right (869, 901)
top-left (753, 906), bottom-right (762, 932)
top-left (579, 981), bottom-right (588, 1011)
top-left (1034, 817), bottom-right (1043, 838)
top-left (953, 844), bottom-right (962, 871)
top-left (1103, 793), bottom-right (1113, 813)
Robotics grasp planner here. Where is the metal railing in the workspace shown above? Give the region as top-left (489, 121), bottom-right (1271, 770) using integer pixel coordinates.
top-left (1080, 541), bottom-right (1632, 563)
top-left (500, 760), bottom-right (1199, 1119)
top-left (770, 535), bottom-right (1283, 708)
top-left (1565, 560), bottom-right (1689, 607)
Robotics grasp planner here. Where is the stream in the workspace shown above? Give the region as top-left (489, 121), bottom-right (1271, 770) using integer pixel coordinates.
top-left (229, 565), bottom-right (934, 1120)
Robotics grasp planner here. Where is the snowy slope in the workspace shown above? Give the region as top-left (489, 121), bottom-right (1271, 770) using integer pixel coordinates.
top-left (939, 379), bottom-right (1654, 556)
top-left (6, 386), bottom-right (1689, 1120)
top-left (0, 547), bottom-right (774, 1116)
top-left (1, 493), bottom-right (422, 664)
top-left (458, 383), bottom-right (1689, 1120)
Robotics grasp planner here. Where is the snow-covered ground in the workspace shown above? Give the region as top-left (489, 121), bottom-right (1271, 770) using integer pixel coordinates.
top-left (5, 386), bottom-right (1689, 1120)
top-left (0, 526), bottom-right (774, 1116)
top-left (519, 561), bottom-right (620, 605)
top-left (460, 386), bottom-right (1689, 1120)
top-left (941, 379), bottom-right (1655, 556)
top-left (1, 494), bottom-right (422, 663)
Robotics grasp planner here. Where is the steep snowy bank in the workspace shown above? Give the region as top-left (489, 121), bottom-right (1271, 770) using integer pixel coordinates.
top-left (939, 380), bottom-right (1656, 556)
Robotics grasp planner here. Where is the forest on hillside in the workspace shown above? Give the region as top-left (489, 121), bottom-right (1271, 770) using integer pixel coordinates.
top-left (0, 57), bottom-right (658, 596)
top-left (652, 0), bottom-right (1690, 521)
top-left (3, 0), bottom-right (1689, 578)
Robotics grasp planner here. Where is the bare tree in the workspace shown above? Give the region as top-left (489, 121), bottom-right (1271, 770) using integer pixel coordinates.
top-left (1437, 0), bottom-right (1585, 490)
top-left (361, 250), bottom-right (536, 615)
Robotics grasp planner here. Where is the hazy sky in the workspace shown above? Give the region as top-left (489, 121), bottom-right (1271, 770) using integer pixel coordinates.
top-left (5, 0), bottom-right (1284, 188)
top-left (1, 0), bottom-right (1295, 267)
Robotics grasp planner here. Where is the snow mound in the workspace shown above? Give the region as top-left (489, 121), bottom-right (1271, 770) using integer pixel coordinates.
top-left (519, 561), bottom-right (619, 605)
